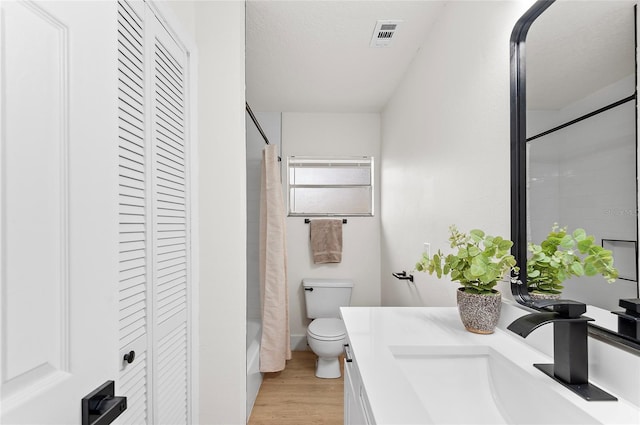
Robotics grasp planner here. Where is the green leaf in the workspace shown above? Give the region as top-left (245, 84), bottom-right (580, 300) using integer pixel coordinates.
top-left (576, 239), bottom-right (592, 253)
top-left (484, 246), bottom-right (497, 257)
top-left (573, 228), bottom-right (587, 241)
top-left (463, 269), bottom-right (475, 282)
top-left (560, 235), bottom-right (574, 249)
top-left (570, 262), bottom-right (584, 276)
top-left (470, 263), bottom-right (486, 277)
top-left (479, 272), bottom-right (494, 284)
top-left (467, 246), bottom-right (481, 257)
top-left (433, 253), bottom-right (441, 268)
top-left (498, 239), bottom-right (513, 251)
top-left (584, 262), bottom-right (597, 276)
top-left (538, 255), bottom-right (551, 263)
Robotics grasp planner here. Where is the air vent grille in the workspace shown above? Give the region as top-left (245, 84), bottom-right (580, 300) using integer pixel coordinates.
top-left (370, 20), bottom-right (402, 48)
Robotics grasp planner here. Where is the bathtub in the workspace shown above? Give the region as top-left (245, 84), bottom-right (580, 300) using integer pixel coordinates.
top-left (246, 319), bottom-right (263, 420)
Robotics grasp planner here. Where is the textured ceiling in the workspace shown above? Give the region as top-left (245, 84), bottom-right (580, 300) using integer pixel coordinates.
top-left (246, 1), bottom-right (446, 112)
top-left (246, 1), bottom-right (636, 113)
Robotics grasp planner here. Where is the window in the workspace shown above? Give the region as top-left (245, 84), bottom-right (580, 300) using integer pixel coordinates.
top-left (287, 156), bottom-right (374, 216)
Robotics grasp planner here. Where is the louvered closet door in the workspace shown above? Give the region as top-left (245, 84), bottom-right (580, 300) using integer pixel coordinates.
top-left (117, 1), bottom-right (151, 424)
top-left (150, 13), bottom-right (191, 425)
top-left (117, 2), bottom-right (191, 424)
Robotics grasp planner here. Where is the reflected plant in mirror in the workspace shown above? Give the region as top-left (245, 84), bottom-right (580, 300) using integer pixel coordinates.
top-left (527, 224), bottom-right (618, 299)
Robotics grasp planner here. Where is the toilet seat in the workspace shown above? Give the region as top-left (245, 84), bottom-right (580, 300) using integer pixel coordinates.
top-left (307, 318), bottom-right (346, 341)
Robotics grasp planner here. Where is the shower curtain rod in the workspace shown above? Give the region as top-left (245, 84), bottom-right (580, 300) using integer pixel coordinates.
top-left (246, 102), bottom-right (271, 145)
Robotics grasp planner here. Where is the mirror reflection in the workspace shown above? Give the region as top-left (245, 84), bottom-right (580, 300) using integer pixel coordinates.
top-left (524, 0), bottom-right (639, 326)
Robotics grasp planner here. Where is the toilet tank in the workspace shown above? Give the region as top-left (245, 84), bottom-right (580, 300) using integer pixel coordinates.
top-left (302, 278), bottom-right (354, 319)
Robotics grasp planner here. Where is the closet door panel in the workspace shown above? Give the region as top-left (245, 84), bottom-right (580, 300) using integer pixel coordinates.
top-left (151, 14), bottom-right (190, 425)
top-left (117, 1), bottom-right (150, 424)
top-left (156, 320), bottom-right (188, 423)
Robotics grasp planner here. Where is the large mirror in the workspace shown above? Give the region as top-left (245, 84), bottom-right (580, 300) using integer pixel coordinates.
top-left (511, 0), bottom-right (640, 349)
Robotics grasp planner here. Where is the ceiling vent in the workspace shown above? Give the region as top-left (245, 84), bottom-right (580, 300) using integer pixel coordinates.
top-left (370, 20), bottom-right (402, 48)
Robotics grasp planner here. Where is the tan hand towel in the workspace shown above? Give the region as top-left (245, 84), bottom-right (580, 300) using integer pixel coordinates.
top-left (310, 219), bottom-right (343, 264)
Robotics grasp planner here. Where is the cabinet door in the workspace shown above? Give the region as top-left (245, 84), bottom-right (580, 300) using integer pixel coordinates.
top-left (344, 359), bottom-right (366, 425)
top-left (344, 342), bottom-right (377, 425)
top-left (358, 384), bottom-right (375, 425)
top-left (344, 343), bottom-right (369, 425)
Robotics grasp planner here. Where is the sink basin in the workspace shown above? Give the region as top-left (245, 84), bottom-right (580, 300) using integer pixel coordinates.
top-left (390, 345), bottom-right (600, 425)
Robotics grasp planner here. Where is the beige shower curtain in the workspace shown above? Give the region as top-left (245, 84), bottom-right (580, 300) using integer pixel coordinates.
top-left (259, 144), bottom-right (291, 372)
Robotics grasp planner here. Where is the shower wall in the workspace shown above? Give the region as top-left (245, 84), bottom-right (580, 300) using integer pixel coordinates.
top-left (527, 75), bottom-right (637, 310)
top-left (246, 112), bottom-right (282, 320)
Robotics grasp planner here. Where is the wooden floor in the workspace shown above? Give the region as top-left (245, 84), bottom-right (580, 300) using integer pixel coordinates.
top-left (248, 351), bottom-right (344, 425)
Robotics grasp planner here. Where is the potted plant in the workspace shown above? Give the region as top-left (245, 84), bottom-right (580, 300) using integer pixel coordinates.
top-left (526, 224), bottom-right (618, 299)
top-left (415, 225), bottom-right (518, 334)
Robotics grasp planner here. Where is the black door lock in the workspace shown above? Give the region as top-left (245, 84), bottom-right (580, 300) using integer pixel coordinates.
top-left (82, 381), bottom-right (127, 425)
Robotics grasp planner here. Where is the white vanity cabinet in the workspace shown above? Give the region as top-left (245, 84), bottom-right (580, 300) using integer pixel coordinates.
top-left (341, 307), bottom-right (640, 425)
top-left (343, 343), bottom-right (375, 425)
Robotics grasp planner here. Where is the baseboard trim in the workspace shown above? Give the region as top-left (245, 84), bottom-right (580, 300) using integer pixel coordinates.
top-left (291, 334), bottom-right (309, 351)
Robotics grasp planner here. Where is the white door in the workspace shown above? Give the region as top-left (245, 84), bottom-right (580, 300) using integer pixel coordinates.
top-left (1, 1), bottom-right (120, 423)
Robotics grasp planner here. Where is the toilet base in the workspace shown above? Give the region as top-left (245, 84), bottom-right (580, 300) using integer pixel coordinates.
top-left (315, 356), bottom-right (341, 379)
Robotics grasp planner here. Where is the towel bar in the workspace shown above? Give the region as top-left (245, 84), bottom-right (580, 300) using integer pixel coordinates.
top-left (304, 218), bottom-right (347, 224)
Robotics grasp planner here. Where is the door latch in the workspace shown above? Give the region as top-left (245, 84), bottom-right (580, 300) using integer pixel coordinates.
top-left (81, 381), bottom-right (127, 425)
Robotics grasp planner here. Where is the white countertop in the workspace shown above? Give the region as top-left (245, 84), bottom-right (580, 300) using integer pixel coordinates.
top-left (341, 306), bottom-right (640, 425)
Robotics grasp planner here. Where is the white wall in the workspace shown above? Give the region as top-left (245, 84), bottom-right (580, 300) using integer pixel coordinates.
top-left (161, 0), bottom-right (196, 35)
top-left (380, 1), bottom-right (535, 307)
top-left (282, 113), bottom-right (381, 348)
top-left (192, 1), bottom-right (247, 424)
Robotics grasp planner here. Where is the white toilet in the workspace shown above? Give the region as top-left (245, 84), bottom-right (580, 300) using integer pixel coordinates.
top-left (302, 278), bottom-right (354, 378)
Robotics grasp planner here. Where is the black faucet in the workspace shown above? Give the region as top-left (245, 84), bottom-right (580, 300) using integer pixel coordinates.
top-left (612, 298), bottom-right (640, 340)
top-left (507, 299), bottom-right (617, 401)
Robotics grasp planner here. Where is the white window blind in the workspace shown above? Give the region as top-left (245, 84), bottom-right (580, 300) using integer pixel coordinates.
top-left (287, 156), bottom-right (374, 216)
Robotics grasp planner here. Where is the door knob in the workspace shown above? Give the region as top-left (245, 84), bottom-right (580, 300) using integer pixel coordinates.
top-left (123, 351), bottom-right (135, 364)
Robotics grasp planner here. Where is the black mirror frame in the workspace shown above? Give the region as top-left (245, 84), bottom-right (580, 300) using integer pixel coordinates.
top-left (509, 0), bottom-right (640, 352)
top-left (509, 0), bottom-right (555, 304)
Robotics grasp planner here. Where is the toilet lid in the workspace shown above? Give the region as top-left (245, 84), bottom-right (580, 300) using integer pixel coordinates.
top-left (308, 318), bottom-right (346, 341)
